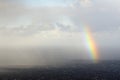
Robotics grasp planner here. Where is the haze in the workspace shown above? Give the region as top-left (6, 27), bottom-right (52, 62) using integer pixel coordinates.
top-left (0, 0), bottom-right (119, 66)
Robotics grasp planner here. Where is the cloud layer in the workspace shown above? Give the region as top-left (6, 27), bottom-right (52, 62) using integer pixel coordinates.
top-left (0, 0), bottom-right (119, 66)
top-left (0, 0), bottom-right (119, 50)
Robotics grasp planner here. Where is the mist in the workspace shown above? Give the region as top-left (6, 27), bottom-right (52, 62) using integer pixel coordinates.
top-left (0, 0), bottom-right (120, 67)
top-left (0, 45), bottom-right (119, 67)
top-left (0, 47), bottom-right (88, 67)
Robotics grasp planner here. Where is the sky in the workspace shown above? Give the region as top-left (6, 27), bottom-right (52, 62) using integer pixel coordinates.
top-left (0, 0), bottom-right (120, 66)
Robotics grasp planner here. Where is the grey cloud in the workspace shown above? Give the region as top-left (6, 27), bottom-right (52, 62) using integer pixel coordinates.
top-left (0, 0), bottom-right (119, 32)
top-left (0, 0), bottom-right (119, 66)
top-left (0, 24), bottom-right (55, 36)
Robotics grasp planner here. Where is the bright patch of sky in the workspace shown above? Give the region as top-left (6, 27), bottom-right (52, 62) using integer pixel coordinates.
top-left (25, 0), bottom-right (74, 7)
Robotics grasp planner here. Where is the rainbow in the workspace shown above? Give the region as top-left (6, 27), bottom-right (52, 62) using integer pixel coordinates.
top-left (83, 26), bottom-right (99, 63)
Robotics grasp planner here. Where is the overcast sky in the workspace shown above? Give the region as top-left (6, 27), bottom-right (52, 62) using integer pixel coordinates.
top-left (0, 0), bottom-right (119, 66)
top-left (0, 0), bottom-right (119, 48)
